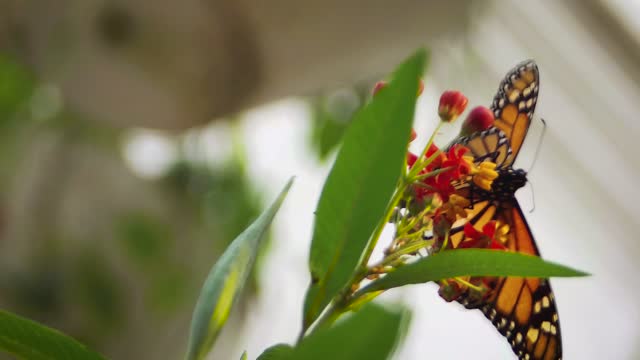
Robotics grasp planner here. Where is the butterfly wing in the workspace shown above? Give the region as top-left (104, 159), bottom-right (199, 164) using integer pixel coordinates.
top-left (448, 59), bottom-right (539, 169)
top-left (447, 200), bottom-right (562, 360)
top-left (490, 60), bottom-right (539, 167)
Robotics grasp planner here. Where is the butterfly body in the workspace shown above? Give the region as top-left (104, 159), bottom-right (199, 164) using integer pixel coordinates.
top-left (434, 60), bottom-right (563, 360)
top-left (472, 168), bottom-right (527, 203)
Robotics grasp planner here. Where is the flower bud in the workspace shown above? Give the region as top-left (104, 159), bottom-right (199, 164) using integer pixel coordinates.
top-left (460, 106), bottom-right (495, 136)
top-left (438, 90), bottom-right (468, 123)
top-left (372, 81), bottom-right (387, 96)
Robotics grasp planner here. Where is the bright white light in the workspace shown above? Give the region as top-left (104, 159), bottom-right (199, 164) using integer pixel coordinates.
top-left (181, 122), bottom-right (234, 168)
top-left (122, 130), bottom-right (177, 179)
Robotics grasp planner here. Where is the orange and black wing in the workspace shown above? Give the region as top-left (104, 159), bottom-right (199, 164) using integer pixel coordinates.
top-left (450, 201), bottom-right (562, 360)
top-left (457, 127), bottom-right (512, 168)
top-left (449, 59), bottom-right (539, 169)
top-left (490, 60), bottom-right (540, 167)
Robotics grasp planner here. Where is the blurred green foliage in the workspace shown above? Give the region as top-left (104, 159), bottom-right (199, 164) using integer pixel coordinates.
top-left (0, 54), bottom-right (34, 123)
top-left (0, 52), bottom-right (268, 359)
top-left (118, 212), bottom-right (171, 268)
top-left (309, 86), bottom-right (371, 160)
top-left (72, 249), bottom-right (125, 337)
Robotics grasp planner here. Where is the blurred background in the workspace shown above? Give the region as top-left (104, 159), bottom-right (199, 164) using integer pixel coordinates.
top-left (0, 0), bottom-right (639, 359)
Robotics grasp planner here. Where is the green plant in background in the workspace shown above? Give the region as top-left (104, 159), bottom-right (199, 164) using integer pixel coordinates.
top-left (0, 51), bottom-right (270, 358)
top-left (309, 85), bottom-right (370, 161)
top-left (0, 49), bottom-right (588, 360)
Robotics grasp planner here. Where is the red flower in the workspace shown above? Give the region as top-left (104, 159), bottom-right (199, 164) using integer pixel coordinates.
top-left (438, 90), bottom-right (468, 123)
top-left (424, 143), bottom-right (445, 171)
top-left (459, 221), bottom-right (507, 250)
top-left (423, 172), bottom-right (456, 202)
top-left (407, 143), bottom-right (471, 202)
top-left (459, 106), bottom-right (495, 136)
top-left (407, 151), bottom-right (419, 167)
top-left (442, 144), bottom-right (473, 179)
top-left (409, 128), bottom-right (417, 142)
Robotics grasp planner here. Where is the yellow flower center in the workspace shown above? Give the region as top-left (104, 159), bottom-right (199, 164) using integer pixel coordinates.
top-left (472, 161), bottom-right (499, 190)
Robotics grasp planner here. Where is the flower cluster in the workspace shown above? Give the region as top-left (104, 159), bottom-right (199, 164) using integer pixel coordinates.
top-left (407, 144), bottom-right (473, 203)
top-left (371, 85), bottom-right (510, 303)
top-left (404, 91), bottom-right (500, 227)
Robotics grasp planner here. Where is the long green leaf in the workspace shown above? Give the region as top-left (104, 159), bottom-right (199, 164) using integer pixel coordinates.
top-left (361, 249), bottom-right (589, 294)
top-left (289, 303), bottom-right (409, 360)
top-left (185, 178), bottom-right (294, 360)
top-left (256, 344), bottom-right (294, 360)
top-left (302, 50), bottom-right (427, 328)
top-left (0, 309), bottom-right (106, 360)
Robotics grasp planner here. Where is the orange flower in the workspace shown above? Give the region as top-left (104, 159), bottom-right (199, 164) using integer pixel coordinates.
top-left (439, 194), bottom-right (470, 223)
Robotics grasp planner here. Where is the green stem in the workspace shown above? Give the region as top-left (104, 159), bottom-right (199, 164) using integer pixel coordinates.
top-left (441, 229), bottom-right (450, 251)
top-left (407, 122), bottom-right (444, 179)
top-left (410, 166), bottom-right (455, 182)
top-left (308, 301), bottom-right (343, 333)
top-left (453, 277), bottom-right (484, 292)
top-left (396, 202), bottom-right (432, 235)
top-left (356, 179), bottom-right (406, 273)
top-left (378, 241), bottom-right (431, 267)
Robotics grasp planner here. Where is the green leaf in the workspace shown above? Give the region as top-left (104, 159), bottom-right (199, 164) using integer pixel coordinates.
top-left (256, 344), bottom-right (294, 360)
top-left (289, 303), bottom-right (409, 360)
top-left (0, 55), bottom-right (35, 121)
top-left (302, 49), bottom-right (427, 328)
top-left (361, 249), bottom-right (589, 294)
top-left (185, 178), bottom-right (294, 360)
top-left (310, 105), bottom-right (350, 160)
top-left (240, 351), bottom-right (248, 360)
top-left (0, 309), bottom-right (106, 360)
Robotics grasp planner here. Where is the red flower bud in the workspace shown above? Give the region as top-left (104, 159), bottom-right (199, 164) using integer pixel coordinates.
top-left (438, 90), bottom-right (468, 123)
top-left (460, 106), bottom-right (495, 136)
top-left (409, 128), bottom-right (417, 142)
top-left (372, 81), bottom-right (387, 96)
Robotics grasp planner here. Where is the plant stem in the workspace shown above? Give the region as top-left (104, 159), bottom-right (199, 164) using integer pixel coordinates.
top-left (411, 166), bottom-right (454, 182)
top-left (356, 179), bottom-right (406, 274)
top-left (307, 301), bottom-right (343, 333)
top-left (378, 241), bottom-right (431, 267)
top-left (407, 122), bottom-right (444, 179)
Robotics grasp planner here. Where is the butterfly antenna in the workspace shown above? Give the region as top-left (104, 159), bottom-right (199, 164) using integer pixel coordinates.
top-left (527, 118), bottom-right (547, 173)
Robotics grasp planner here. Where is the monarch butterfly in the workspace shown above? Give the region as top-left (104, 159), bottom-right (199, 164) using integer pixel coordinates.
top-left (437, 60), bottom-right (562, 360)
